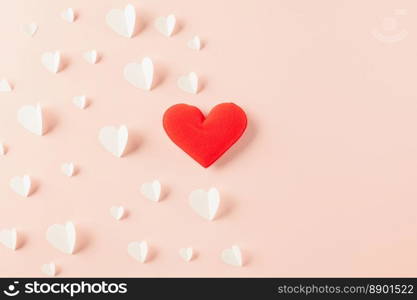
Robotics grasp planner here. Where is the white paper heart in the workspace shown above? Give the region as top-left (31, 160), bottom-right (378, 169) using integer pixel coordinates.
top-left (179, 247), bottom-right (193, 262)
top-left (41, 262), bottom-right (56, 276)
top-left (0, 79), bottom-right (12, 92)
top-left (110, 206), bottom-right (124, 220)
top-left (17, 104), bottom-right (43, 136)
top-left (61, 8), bottom-right (75, 23)
top-left (22, 23), bottom-right (38, 37)
top-left (221, 245), bottom-right (243, 267)
top-left (83, 50), bottom-right (98, 64)
top-left (0, 228), bottom-right (17, 250)
top-left (140, 180), bottom-right (161, 202)
top-left (124, 57), bottom-right (153, 90)
top-left (46, 222), bottom-right (76, 254)
top-left (10, 175), bottom-right (31, 197)
top-left (189, 188), bottom-right (220, 221)
top-left (178, 72), bottom-right (199, 94)
top-left (0, 142), bottom-right (5, 155)
top-left (73, 96), bottom-right (87, 109)
top-left (188, 35), bottom-right (201, 50)
top-left (41, 51), bottom-right (61, 73)
top-left (127, 241), bottom-right (148, 263)
top-left (98, 125), bottom-right (128, 158)
top-left (106, 4), bottom-right (136, 38)
top-left (61, 162), bottom-right (74, 177)
top-left (155, 14), bottom-right (176, 37)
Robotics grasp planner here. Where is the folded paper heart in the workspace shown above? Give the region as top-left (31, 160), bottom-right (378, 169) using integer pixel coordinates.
top-left (127, 241), bottom-right (148, 263)
top-left (0, 228), bottom-right (17, 250)
top-left (163, 103), bottom-right (247, 168)
top-left (41, 262), bottom-right (56, 276)
top-left (46, 222), bottom-right (76, 254)
top-left (221, 245), bottom-right (243, 267)
top-left (106, 4), bottom-right (136, 38)
top-left (179, 247), bottom-right (193, 262)
top-left (140, 180), bottom-right (161, 202)
top-left (110, 206), bottom-right (124, 220)
top-left (189, 188), bottom-right (220, 221)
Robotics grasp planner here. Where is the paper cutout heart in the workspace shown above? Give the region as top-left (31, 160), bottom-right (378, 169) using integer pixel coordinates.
top-left (155, 14), bottom-right (176, 37)
top-left (0, 79), bottom-right (12, 92)
top-left (106, 4), bottom-right (136, 38)
top-left (188, 36), bottom-right (201, 50)
top-left (189, 188), bottom-right (220, 221)
top-left (41, 262), bottom-right (56, 276)
top-left (46, 222), bottom-right (76, 254)
top-left (10, 175), bottom-right (31, 197)
top-left (61, 8), bottom-right (75, 23)
top-left (163, 103), bottom-right (247, 167)
top-left (140, 180), bottom-right (161, 202)
top-left (98, 125), bottom-right (128, 157)
top-left (83, 50), bottom-right (98, 64)
top-left (61, 162), bottom-right (75, 177)
top-left (18, 104), bottom-right (43, 136)
top-left (110, 206), bottom-right (124, 220)
top-left (0, 228), bottom-right (17, 250)
top-left (73, 95), bottom-right (87, 109)
top-left (0, 142), bottom-right (5, 155)
top-left (178, 72), bottom-right (198, 94)
top-left (22, 23), bottom-right (38, 37)
top-left (127, 241), bottom-right (148, 263)
top-left (179, 247), bottom-right (193, 262)
top-left (124, 57), bottom-right (153, 90)
top-left (221, 245), bottom-right (243, 267)
top-left (41, 51), bottom-right (61, 73)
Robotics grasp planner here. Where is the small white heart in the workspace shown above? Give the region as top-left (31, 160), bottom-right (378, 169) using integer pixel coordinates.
top-left (140, 180), bottom-right (161, 202)
top-left (41, 51), bottom-right (61, 73)
top-left (0, 79), bottom-right (12, 92)
top-left (10, 175), bottom-right (31, 197)
top-left (155, 14), bottom-right (176, 37)
top-left (124, 57), bottom-right (153, 90)
top-left (0, 228), bottom-right (17, 250)
top-left (41, 262), bottom-right (56, 276)
top-left (73, 95), bottom-right (87, 109)
top-left (178, 72), bottom-right (199, 94)
top-left (127, 241), bottom-right (148, 263)
top-left (179, 247), bottom-right (193, 262)
top-left (22, 23), bottom-right (38, 37)
top-left (17, 104), bottom-right (43, 136)
top-left (46, 222), bottom-right (76, 254)
top-left (61, 162), bottom-right (75, 177)
top-left (189, 187), bottom-right (220, 221)
top-left (106, 4), bottom-right (136, 38)
top-left (0, 142), bottom-right (5, 155)
top-left (187, 35), bottom-right (201, 50)
top-left (83, 50), bottom-right (98, 64)
top-left (98, 125), bottom-right (128, 158)
top-left (110, 206), bottom-right (125, 220)
top-left (221, 245), bottom-right (243, 267)
top-left (61, 8), bottom-right (75, 23)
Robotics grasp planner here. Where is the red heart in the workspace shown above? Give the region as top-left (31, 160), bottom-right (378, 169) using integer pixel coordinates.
top-left (163, 103), bottom-right (247, 168)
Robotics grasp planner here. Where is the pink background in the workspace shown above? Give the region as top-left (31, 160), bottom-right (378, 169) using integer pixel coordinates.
top-left (0, 0), bottom-right (417, 277)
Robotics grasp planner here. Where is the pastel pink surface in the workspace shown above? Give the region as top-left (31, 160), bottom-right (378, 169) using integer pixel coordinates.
top-left (0, 0), bottom-right (417, 277)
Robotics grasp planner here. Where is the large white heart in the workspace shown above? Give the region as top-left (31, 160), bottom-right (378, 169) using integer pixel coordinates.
top-left (179, 247), bottom-right (193, 262)
top-left (10, 175), bottom-right (31, 197)
top-left (41, 262), bottom-right (56, 276)
top-left (127, 241), bottom-right (148, 263)
top-left (0, 228), bottom-right (17, 250)
top-left (124, 57), bottom-right (153, 90)
top-left (41, 51), bottom-right (61, 73)
top-left (221, 245), bottom-right (243, 267)
top-left (177, 72), bottom-right (198, 94)
top-left (106, 4), bottom-right (136, 38)
top-left (46, 222), bottom-right (76, 254)
top-left (155, 14), bottom-right (176, 37)
top-left (140, 180), bottom-right (161, 202)
top-left (17, 104), bottom-right (43, 136)
top-left (189, 188), bottom-right (220, 221)
top-left (98, 125), bottom-right (128, 158)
